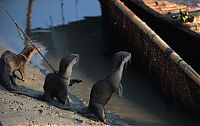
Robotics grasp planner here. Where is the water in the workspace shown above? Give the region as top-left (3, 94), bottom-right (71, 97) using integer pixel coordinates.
top-left (0, 0), bottom-right (200, 125)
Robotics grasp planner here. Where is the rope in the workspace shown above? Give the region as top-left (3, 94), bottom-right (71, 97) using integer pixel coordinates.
top-left (0, 2), bottom-right (56, 73)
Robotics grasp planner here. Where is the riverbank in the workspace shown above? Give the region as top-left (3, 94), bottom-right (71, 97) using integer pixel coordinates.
top-left (0, 47), bottom-right (128, 125)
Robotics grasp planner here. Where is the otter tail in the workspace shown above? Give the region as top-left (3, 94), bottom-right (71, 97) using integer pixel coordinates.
top-left (10, 87), bottom-right (44, 101)
top-left (89, 103), bottom-right (107, 124)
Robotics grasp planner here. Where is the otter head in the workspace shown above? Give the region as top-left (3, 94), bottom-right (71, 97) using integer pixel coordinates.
top-left (20, 43), bottom-right (44, 61)
top-left (112, 51), bottom-right (131, 69)
top-left (58, 54), bottom-right (79, 76)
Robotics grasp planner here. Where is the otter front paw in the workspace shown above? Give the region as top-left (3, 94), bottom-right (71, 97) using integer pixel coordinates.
top-left (69, 79), bottom-right (83, 86)
top-left (119, 93), bottom-right (123, 98)
top-left (67, 102), bottom-right (71, 107)
top-left (13, 74), bottom-right (21, 80)
top-left (76, 79), bottom-right (82, 83)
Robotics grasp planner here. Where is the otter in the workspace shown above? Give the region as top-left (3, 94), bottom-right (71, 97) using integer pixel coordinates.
top-left (0, 56), bottom-right (46, 100)
top-left (1, 43), bottom-right (43, 81)
top-left (43, 54), bottom-right (82, 106)
top-left (88, 51), bottom-right (131, 123)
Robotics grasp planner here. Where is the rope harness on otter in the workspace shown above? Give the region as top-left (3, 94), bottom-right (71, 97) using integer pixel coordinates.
top-left (18, 54), bottom-right (28, 61)
top-left (0, 2), bottom-right (56, 73)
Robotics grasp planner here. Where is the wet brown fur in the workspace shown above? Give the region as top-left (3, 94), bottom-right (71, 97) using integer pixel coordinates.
top-left (1, 44), bottom-right (43, 81)
top-left (43, 73), bottom-right (69, 104)
top-left (43, 54), bottom-right (81, 106)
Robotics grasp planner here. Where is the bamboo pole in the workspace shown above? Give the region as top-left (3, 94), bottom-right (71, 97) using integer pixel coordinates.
top-left (26, 0), bottom-right (34, 38)
top-left (112, 0), bottom-right (200, 85)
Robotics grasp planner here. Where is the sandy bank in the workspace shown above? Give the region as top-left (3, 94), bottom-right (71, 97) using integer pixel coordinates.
top-left (0, 46), bottom-right (128, 125)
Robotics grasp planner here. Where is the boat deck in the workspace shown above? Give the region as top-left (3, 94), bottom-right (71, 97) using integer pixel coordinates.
top-left (142, 0), bottom-right (200, 33)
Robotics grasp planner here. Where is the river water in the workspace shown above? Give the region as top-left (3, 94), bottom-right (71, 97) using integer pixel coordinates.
top-left (0, 0), bottom-right (200, 125)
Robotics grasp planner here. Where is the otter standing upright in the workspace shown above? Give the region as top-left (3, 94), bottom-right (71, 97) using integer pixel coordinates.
top-left (89, 51), bottom-right (131, 123)
top-left (43, 54), bottom-right (82, 106)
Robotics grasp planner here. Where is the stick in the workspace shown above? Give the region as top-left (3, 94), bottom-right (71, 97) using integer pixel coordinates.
top-left (0, 2), bottom-right (56, 73)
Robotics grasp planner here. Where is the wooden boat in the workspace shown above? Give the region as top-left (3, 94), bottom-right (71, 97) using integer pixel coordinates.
top-left (99, 0), bottom-right (200, 114)
top-left (142, 0), bottom-right (200, 33)
top-left (122, 0), bottom-right (200, 73)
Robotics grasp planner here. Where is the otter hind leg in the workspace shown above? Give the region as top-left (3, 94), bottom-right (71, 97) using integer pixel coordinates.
top-left (91, 103), bottom-right (106, 124)
top-left (69, 79), bottom-right (82, 86)
top-left (12, 71), bottom-right (18, 79)
top-left (57, 97), bottom-right (66, 105)
top-left (9, 75), bottom-right (17, 86)
top-left (56, 93), bottom-right (69, 106)
top-left (66, 96), bottom-right (70, 106)
top-left (44, 92), bottom-right (51, 101)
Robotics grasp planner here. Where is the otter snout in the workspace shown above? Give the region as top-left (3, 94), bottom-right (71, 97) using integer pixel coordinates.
top-left (114, 51), bottom-right (131, 64)
top-left (71, 54), bottom-right (79, 65)
top-left (61, 54), bottom-right (79, 65)
top-left (123, 52), bottom-right (131, 63)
